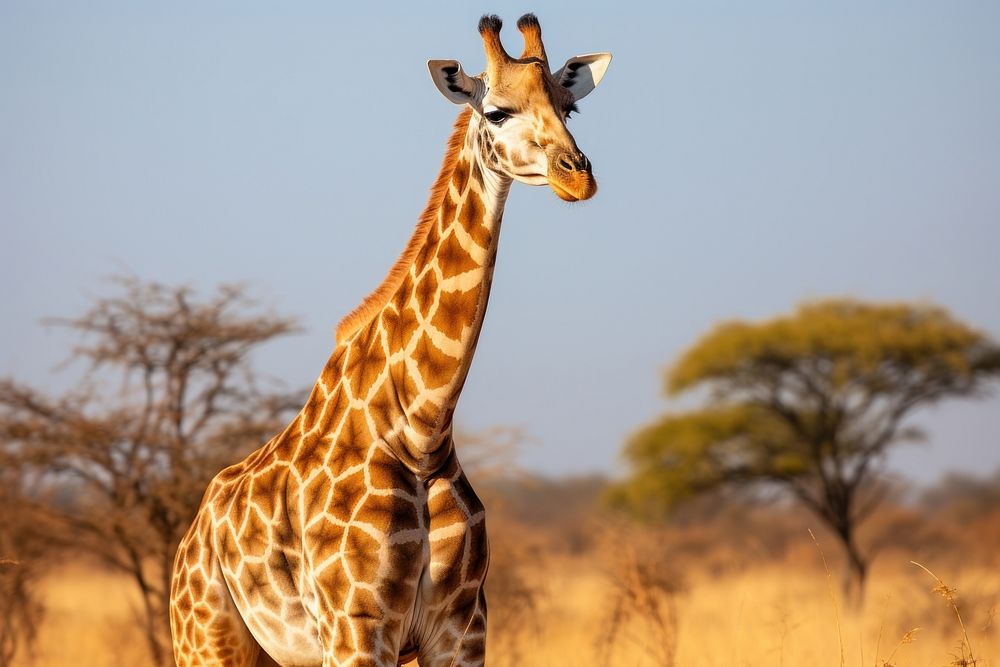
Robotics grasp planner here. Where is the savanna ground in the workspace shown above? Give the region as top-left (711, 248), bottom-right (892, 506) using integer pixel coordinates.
top-left (12, 474), bottom-right (1000, 667)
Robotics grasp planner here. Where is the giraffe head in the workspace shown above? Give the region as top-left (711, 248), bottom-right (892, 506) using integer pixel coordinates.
top-left (428, 14), bottom-right (612, 202)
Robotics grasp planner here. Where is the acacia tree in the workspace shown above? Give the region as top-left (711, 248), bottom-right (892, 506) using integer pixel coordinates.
top-left (0, 454), bottom-right (64, 667)
top-left (0, 277), bottom-right (302, 665)
top-left (613, 299), bottom-right (1000, 598)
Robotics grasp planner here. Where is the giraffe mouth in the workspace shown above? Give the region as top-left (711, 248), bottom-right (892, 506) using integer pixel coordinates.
top-left (549, 173), bottom-right (598, 202)
top-left (549, 181), bottom-right (582, 202)
top-left (512, 171), bottom-right (549, 186)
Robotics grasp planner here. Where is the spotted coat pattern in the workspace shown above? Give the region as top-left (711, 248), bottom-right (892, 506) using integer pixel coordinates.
top-left (170, 11), bottom-right (608, 667)
top-left (170, 110), bottom-right (507, 667)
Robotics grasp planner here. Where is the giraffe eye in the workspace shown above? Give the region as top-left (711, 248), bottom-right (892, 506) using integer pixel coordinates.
top-left (484, 110), bottom-right (509, 125)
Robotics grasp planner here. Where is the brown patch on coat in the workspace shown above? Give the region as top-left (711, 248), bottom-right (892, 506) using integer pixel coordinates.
top-left (380, 541), bottom-right (423, 613)
top-left (339, 408), bottom-right (374, 450)
top-left (300, 472), bottom-right (332, 519)
top-left (414, 270), bottom-right (439, 317)
top-left (390, 306), bottom-right (419, 353)
top-left (409, 395), bottom-right (442, 437)
top-left (413, 332), bottom-right (457, 390)
top-left (432, 283), bottom-right (481, 340)
top-left (436, 230), bottom-right (480, 279)
top-left (452, 157), bottom-right (471, 194)
top-left (390, 360), bottom-right (420, 410)
top-left (344, 525), bottom-right (382, 583)
top-left (367, 449), bottom-right (416, 493)
top-left (328, 469), bottom-right (367, 523)
top-left (458, 188), bottom-right (483, 232)
top-left (366, 380), bottom-right (400, 435)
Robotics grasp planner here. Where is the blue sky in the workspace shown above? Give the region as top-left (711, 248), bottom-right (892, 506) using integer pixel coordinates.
top-left (2, 1), bottom-right (998, 483)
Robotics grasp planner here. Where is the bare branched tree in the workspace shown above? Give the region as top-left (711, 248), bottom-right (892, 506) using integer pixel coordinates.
top-left (0, 453), bottom-right (64, 667)
top-left (0, 276), bottom-right (302, 666)
top-left (456, 425), bottom-right (526, 483)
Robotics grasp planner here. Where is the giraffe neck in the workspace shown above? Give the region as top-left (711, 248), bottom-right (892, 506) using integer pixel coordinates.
top-left (329, 109), bottom-right (512, 475)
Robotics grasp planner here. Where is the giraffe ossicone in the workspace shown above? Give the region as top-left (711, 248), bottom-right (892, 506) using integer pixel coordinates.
top-left (170, 13), bottom-right (611, 667)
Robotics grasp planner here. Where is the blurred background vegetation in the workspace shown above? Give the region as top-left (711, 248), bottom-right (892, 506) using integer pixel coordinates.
top-left (4, 2), bottom-right (999, 665)
top-left (2, 277), bottom-right (998, 666)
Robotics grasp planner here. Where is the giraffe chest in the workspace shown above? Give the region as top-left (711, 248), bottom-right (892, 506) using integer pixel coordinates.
top-left (290, 454), bottom-right (488, 658)
top-left (212, 441), bottom-right (489, 664)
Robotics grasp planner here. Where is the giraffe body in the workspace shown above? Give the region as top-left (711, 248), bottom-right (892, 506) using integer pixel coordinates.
top-left (170, 14), bottom-right (610, 666)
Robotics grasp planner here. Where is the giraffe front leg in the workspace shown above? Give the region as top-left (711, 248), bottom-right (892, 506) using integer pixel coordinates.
top-left (315, 574), bottom-right (425, 667)
top-left (418, 587), bottom-right (487, 667)
top-left (318, 614), bottom-right (402, 667)
top-left (311, 530), bottom-right (425, 667)
top-left (314, 564), bottom-right (419, 667)
top-left (171, 521), bottom-right (262, 667)
top-left (420, 459), bottom-right (489, 667)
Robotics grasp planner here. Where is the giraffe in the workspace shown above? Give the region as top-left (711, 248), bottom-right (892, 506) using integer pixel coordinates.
top-left (169, 14), bottom-right (611, 667)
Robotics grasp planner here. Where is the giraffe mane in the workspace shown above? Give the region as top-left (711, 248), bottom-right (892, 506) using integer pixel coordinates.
top-left (335, 107), bottom-right (474, 344)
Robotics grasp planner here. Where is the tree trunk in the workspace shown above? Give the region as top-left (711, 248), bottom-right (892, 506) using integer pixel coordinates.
top-left (143, 598), bottom-right (168, 667)
top-left (806, 500), bottom-right (870, 607)
top-left (838, 527), bottom-right (868, 607)
top-left (130, 564), bottom-right (171, 667)
top-left (159, 549), bottom-right (176, 666)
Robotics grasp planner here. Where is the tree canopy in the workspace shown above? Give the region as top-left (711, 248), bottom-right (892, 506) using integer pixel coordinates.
top-left (613, 299), bottom-right (1000, 596)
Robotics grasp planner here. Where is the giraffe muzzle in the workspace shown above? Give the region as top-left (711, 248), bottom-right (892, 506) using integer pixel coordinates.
top-left (548, 150), bottom-right (597, 202)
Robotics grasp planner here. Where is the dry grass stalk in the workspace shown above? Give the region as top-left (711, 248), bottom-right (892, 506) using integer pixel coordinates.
top-left (881, 627), bottom-right (920, 667)
top-left (910, 560), bottom-right (979, 666)
top-left (773, 599), bottom-right (801, 667)
top-left (872, 594), bottom-right (888, 667)
top-left (597, 539), bottom-right (681, 666)
top-left (808, 529), bottom-right (845, 667)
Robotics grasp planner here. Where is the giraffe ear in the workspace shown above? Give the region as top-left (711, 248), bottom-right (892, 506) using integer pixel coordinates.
top-left (428, 59), bottom-right (482, 107)
top-left (554, 53), bottom-right (613, 101)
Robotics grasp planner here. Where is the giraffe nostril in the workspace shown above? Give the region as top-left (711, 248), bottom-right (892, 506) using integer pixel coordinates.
top-left (555, 152), bottom-right (591, 174)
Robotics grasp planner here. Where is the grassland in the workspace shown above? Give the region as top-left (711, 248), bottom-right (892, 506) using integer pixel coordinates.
top-left (11, 473), bottom-right (999, 666)
top-left (16, 551), bottom-right (998, 667)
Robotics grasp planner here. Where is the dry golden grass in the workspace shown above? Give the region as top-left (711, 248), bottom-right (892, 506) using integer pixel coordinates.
top-left (670, 562), bottom-right (997, 667)
top-left (18, 553), bottom-right (999, 667)
top-left (13, 562), bottom-right (153, 667)
top-left (482, 555), bottom-right (999, 667)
